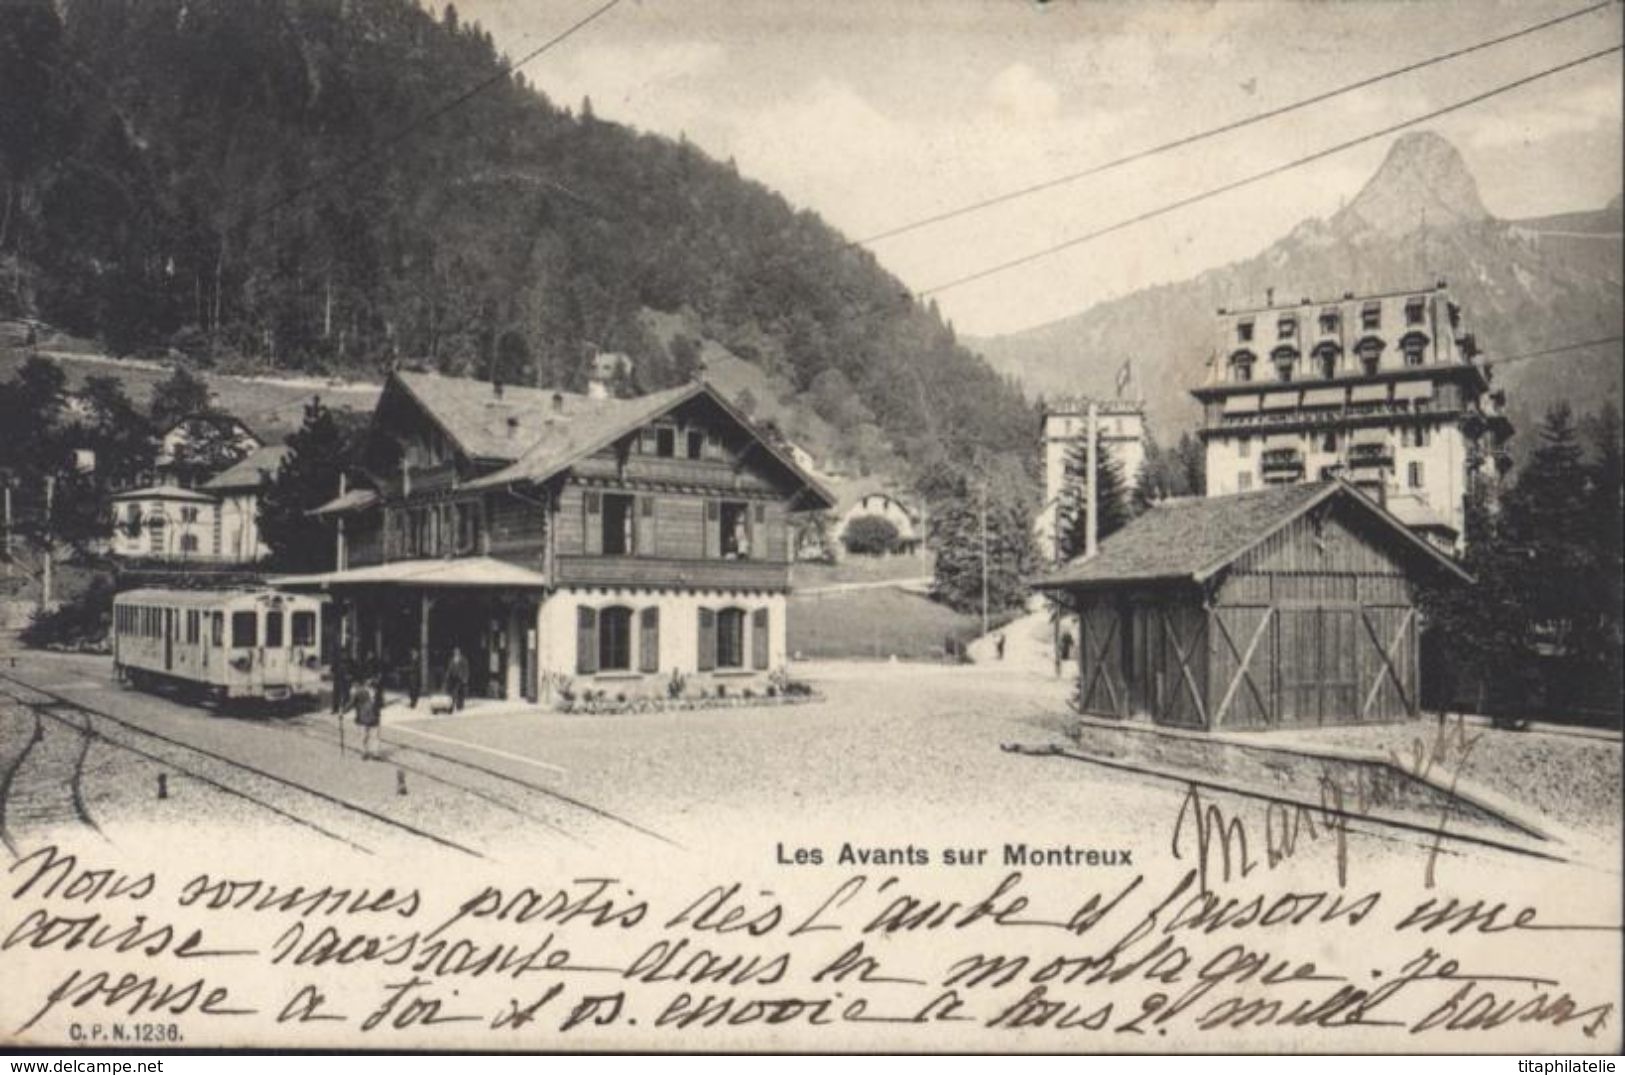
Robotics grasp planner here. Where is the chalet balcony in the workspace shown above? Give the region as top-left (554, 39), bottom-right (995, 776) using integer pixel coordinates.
top-left (1347, 443), bottom-right (1394, 469)
top-left (554, 554), bottom-right (791, 592)
top-left (1260, 448), bottom-right (1304, 476)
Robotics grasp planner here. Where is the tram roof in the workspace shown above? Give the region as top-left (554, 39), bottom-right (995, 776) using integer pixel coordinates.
top-left (115, 588), bottom-right (319, 609)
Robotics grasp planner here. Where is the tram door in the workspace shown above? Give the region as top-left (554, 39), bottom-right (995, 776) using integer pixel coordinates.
top-left (261, 606), bottom-right (289, 693)
top-left (163, 609), bottom-right (175, 671)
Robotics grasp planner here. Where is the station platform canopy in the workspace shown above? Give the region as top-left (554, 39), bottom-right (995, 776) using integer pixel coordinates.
top-left (274, 556), bottom-right (549, 591)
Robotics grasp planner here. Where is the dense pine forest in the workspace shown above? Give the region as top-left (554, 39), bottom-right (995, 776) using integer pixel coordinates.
top-left (0, 0), bottom-right (1037, 481)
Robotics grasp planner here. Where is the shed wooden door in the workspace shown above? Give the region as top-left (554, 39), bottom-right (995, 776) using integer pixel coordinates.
top-left (1210, 606), bottom-right (1274, 729)
top-left (1359, 606), bottom-right (1416, 722)
top-left (1276, 607), bottom-right (1358, 725)
top-left (1077, 600), bottom-right (1129, 718)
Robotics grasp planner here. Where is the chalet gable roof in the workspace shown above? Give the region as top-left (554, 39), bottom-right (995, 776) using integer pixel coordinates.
top-left (1034, 481), bottom-right (1469, 591)
top-left (379, 371), bottom-right (833, 508)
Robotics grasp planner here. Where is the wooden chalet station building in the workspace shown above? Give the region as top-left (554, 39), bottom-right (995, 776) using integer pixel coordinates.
top-left (285, 370), bottom-right (834, 706)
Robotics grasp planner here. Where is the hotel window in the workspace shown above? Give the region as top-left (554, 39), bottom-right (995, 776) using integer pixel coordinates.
top-left (1273, 351), bottom-right (1296, 383)
top-left (1403, 341), bottom-right (1426, 367)
top-left (1407, 461), bottom-right (1424, 489)
top-left (181, 506), bottom-right (200, 523)
top-left (1406, 299), bottom-right (1426, 326)
top-left (1316, 346), bottom-right (1340, 379)
top-left (1277, 316), bottom-right (1297, 341)
top-left (1361, 302), bottom-right (1382, 330)
top-left (1403, 427), bottom-right (1431, 448)
top-left (1321, 432), bottom-right (1338, 452)
top-left (716, 608), bottom-right (747, 669)
top-left (1358, 340), bottom-right (1383, 376)
top-left (1229, 353), bottom-right (1254, 383)
top-left (180, 533), bottom-right (199, 553)
top-left (1238, 436), bottom-right (1252, 459)
top-left (1237, 472), bottom-right (1254, 492)
top-left (1319, 310), bottom-right (1340, 334)
top-left (1237, 319), bottom-right (1254, 343)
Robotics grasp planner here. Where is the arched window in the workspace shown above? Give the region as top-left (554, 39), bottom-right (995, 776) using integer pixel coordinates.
top-left (1399, 331), bottom-right (1429, 367)
top-left (716, 607), bottom-right (747, 669)
top-left (1355, 336), bottom-right (1385, 376)
top-left (1271, 346), bottom-right (1299, 383)
top-left (1312, 342), bottom-right (1341, 380)
top-left (598, 606), bottom-right (633, 672)
top-left (1228, 350), bottom-right (1256, 383)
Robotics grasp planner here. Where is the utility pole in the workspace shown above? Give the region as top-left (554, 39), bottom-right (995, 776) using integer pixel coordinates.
top-left (1086, 400), bottom-right (1099, 559)
top-left (41, 475), bottom-right (54, 611)
top-left (979, 477), bottom-right (989, 639)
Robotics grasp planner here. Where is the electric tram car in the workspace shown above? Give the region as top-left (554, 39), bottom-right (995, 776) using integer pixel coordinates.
top-left (112, 588), bottom-right (326, 705)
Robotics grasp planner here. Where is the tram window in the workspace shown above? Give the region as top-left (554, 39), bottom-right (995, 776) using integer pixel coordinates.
top-left (265, 611), bottom-right (284, 647)
top-left (231, 611), bottom-right (257, 648)
top-left (211, 613), bottom-right (224, 646)
top-left (292, 611), bottom-right (316, 647)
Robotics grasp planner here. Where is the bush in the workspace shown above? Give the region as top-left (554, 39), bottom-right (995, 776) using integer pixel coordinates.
top-left (20, 576), bottom-right (116, 652)
top-left (842, 514), bottom-right (901, 556)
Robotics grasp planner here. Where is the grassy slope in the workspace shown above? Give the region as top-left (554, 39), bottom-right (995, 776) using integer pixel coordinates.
top-left (789, 585), bottom-right (1012, 662)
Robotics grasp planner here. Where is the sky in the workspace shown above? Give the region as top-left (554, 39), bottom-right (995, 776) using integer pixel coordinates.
top-left (456, 0), bottom-right (1623, 337)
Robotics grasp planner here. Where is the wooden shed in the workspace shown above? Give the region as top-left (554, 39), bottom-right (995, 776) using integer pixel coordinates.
top-left (1034, 482), bottom-right (1470, 730)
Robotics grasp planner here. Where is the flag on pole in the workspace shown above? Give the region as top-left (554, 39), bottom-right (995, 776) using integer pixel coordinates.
top-left (1115, 358), bottom-right (1132, 398)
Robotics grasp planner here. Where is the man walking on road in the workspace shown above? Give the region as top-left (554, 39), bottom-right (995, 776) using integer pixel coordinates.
top-left (444, 646), bottom-right (469, 713)
top-left (347, 676), bottom-right (382, 760)
top-left (404, 646), bottom-right (423, 709)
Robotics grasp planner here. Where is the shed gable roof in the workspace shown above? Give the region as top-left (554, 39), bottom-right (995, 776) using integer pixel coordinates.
top-left (1035, 481), bottom-right (1469, 590)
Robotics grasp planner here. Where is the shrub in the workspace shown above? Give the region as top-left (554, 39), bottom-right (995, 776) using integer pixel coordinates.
top-left (20, 576), bottom-right (115, 652)
top-left (841, 514), bottom-right (901, 556)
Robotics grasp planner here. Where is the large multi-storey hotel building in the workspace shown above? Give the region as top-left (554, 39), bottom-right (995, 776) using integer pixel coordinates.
top-left (1191, 281), bottom-right (1513, 549)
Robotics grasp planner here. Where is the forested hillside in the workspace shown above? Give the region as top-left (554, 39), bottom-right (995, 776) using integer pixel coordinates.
top-left (0, 0), bottom-right (1035, 480)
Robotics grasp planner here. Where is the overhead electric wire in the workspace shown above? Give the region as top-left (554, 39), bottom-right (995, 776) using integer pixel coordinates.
top-left (1490, 334), bottom-right (1625, 368)
top-left (914, 44), bottom-right (1623, 299)
top-left (854, 0), bottom-right (1618, 248)
top-left (239, 0), bottom-right (624, 232)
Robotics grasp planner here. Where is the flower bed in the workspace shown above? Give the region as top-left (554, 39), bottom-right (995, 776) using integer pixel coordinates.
top-left (556, 687), bottom-right (821, 716)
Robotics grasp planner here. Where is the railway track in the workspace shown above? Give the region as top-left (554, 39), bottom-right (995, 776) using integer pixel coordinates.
top-left (0, 668), bottom-right (675, 861)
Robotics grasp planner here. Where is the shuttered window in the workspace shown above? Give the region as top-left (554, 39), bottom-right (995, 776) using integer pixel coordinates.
top-left (751, 608), bottom-right (770, 670)
top-left (639, 607), bottom-right (660, 673)
top-left (697, 608), bottom-right (716, 671)
top-left (599, 606), bottom-right (633, 671)
top-left (704, 500), bottom-right (722, 559)
top-left (637, 496), bottom-right (658, 558)
top-left (717, 608), bottom-right (746, 669)
top-left (576, 606), bottom-right (599, 674)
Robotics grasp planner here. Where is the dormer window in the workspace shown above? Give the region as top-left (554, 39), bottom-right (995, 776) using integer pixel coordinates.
top-left (1318, 308), bottom-right (1340, 334)
top-left (1405, 298), bottom-right (1426, 326)
top-left (687, 430), bottom-right (704, 460)
top-left (1277, 316), bottom-right (1297, 340)
top-left (1361, 302), bottom-right (1382, 330)
top-left (1229, 350), bottom-right (1256, 383)
top-left (1400, 332), bottom-right (1428, 367)
top-left (655, 426), bottom-right (676, 457)
top-left (1237, 319), bottom-right (1254, 343)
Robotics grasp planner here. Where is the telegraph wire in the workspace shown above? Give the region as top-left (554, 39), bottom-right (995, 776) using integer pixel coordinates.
top-left (854, 0), bottom-right (1618, 248)
top-left (1491, 334), bottom-right (1625, 368)
top-left (239, 0), bottom-right (625, 232)
top-left (915, 44), bottom-right (1623, 298)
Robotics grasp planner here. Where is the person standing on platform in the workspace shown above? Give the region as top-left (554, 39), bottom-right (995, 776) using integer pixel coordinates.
top-left (445, 645), bottom-right (469, 713)
top-left (331, 650), bottom-right (351, 715)
top-left (405, 646), bottom-right (423, 709)
top-left (347, 677), bottom-right (380, 760)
